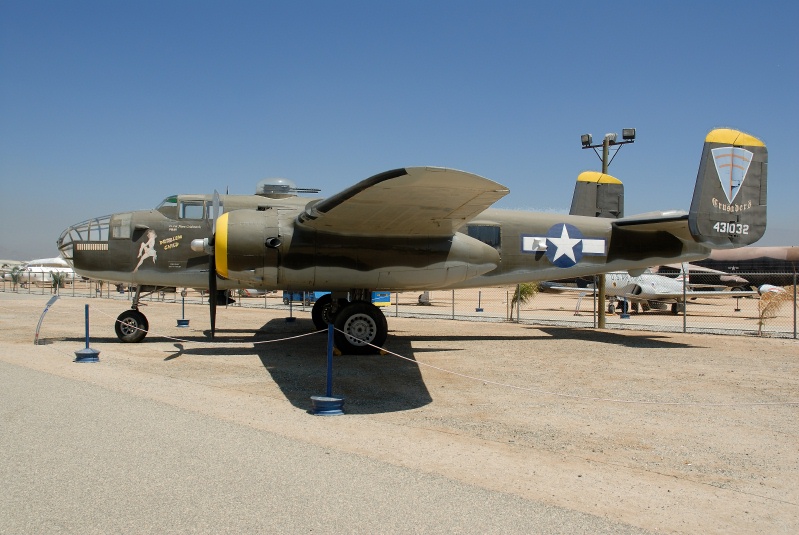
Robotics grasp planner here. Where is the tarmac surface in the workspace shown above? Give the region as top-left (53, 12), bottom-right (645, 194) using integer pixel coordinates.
top-left (1, 291), bottom-right (797, 533)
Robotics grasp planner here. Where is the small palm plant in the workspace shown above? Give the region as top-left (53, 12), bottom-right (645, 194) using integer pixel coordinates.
top-left (50, 271), bottom-right (66, 294)
top-left (9, 267), bottom-right (22, 292)
top-left (509, 282), bottom-right (539, 321)
top-left (757, 286), bottom-right (797, 336)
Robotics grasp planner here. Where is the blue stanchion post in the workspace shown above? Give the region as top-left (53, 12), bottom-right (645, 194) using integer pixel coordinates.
top-left (74, 304), bottom-right (100, 362)
top-left (177, 289), bottom-right (190, 327)
top-left (310, 323), bottom-right (344, 415)
top-left (326, 321), bottom-right (334, 397)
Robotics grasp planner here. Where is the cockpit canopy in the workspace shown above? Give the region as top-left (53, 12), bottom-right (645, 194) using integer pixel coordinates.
top-left (155, 195), bottom-right (222, 220)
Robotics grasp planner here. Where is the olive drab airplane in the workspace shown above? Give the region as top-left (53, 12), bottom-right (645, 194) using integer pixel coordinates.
top-left (57, 128), bottom-right (768, 354)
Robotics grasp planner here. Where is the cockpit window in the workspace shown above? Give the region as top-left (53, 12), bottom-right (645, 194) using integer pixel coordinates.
top-left (156, 196), bottom-right (179, 218)
top-left (156, 196), bottom-right (178, 209)
top-left (180, 201), bottom-right (205, 220)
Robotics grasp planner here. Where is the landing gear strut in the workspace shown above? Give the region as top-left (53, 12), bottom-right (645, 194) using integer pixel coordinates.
top-left (114, 285), bottom-right (150, 343)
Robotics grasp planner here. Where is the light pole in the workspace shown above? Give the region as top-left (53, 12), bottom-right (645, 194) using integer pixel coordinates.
top-left (580, 129), bottom-right (636, 328)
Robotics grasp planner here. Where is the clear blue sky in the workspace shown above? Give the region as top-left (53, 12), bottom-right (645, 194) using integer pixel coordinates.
top-left (2, 1), bottom-right (797, 260)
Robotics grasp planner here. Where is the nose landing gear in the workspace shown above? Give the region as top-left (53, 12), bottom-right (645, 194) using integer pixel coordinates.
top-left (114, 285), bottom-right (151, 343)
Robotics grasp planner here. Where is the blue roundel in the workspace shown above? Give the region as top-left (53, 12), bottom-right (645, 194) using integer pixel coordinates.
top-left (545, 223), bottom-right (583, 268)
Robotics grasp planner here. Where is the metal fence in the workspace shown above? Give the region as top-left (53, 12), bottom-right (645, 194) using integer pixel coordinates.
top-left (2, 271), bottom-right (797, 339)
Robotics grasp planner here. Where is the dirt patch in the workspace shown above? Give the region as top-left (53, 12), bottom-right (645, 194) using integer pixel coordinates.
top-left (2, 292), bottom-right (797, 533)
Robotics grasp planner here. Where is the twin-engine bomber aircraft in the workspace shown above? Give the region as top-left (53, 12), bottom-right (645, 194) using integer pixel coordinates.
top-left (57, 128), bottom-right (767, 353)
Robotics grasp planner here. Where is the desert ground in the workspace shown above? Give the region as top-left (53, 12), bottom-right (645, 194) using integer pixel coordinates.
top-left (1, 291), bottom-right (797, 533)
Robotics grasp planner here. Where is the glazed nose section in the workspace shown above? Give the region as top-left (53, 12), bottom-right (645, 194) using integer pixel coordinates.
top-left (57, 215), bottom-right (112, 267)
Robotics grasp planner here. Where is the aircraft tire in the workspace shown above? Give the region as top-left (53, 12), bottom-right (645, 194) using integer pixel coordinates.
top-left (671, 303), bottom-right (685, 315)
top-left (311, 295), bottom-right (351, 330)
top-left (607, 303), bottom-right (615, 314)
top-left (115, 310), bottom-right (149, 343)
top-left (333, 301), bottom-right (387, 355)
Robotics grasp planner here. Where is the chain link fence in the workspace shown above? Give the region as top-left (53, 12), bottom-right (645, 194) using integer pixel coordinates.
top-left (2, 270), bottom-right (796, 339)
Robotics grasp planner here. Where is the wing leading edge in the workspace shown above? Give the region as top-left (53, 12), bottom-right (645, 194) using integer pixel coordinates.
top-left (297, 167), bottom-right (509, 236)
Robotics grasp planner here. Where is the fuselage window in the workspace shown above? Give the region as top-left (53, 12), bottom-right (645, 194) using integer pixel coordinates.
top-left (467, 224), bottom-right (501, 249)
top-left (110, 213), bottom-right (132, 239)
top-left (180, 201), bottom-right (205, 220)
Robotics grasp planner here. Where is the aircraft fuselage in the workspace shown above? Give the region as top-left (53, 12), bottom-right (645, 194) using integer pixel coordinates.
top-left (60, 193), bottom-right (710, 292)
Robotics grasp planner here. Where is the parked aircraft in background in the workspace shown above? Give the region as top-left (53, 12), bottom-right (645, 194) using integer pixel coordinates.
top-left (652, 262), bottom-right (751, 290)
top-left (4, 257), bottom-right (78, 284)
top-left (57, 128), bottom-right (767, 353)
top-left (689, 246), bottom-right (799, 287)
top-left (0, 260), bottom-right (24, 280)
top-left (543, 269), bottom-right (758, 314)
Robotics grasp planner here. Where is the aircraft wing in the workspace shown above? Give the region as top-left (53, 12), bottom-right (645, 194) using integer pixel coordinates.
top-left (645, 289), bottom-right (759, 300)
top-left (296, 167), bottom-right (509, 236)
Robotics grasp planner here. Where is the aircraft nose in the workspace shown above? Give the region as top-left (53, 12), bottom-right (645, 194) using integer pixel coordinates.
top-left (57, 215), bottom-right (112, 267)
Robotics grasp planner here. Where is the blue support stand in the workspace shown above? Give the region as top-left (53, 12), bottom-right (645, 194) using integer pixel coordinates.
top-left (619, 298), bottom-right (630, 320)
top-left (310, 323), bottom-right (344, 415)
top-left (177, 294), bottom-right (190, 327)
top-left (74, 304), bottom-right (100, 363)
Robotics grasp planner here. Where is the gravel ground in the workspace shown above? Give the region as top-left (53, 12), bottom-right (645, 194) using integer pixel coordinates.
top-left (1, 291), bottom-right (797, 533)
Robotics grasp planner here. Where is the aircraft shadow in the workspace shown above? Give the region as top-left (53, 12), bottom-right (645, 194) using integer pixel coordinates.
top-left (252, 319), bottom-right (434, 415)
top-left (56, 323), bottom-right (699, 413)
top-left (531, 326), bottom-right (702, 349)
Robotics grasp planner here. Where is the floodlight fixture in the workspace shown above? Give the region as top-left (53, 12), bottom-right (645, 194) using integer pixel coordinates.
top-left (581, 133), bottom-right (593, 147)
top-left (622, 128), bottom-right (636, 141)
top-left (604, 132), bottom-right (617, 145)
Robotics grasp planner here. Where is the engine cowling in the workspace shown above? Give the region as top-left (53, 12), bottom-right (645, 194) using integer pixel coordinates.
top-left (215, 210), bottom-right (282, 286)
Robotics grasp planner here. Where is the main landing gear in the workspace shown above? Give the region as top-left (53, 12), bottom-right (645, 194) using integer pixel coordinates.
top-left (311, 292), bottom-right (388, 355)
top-left (112, 285), bottom-right (389, 353)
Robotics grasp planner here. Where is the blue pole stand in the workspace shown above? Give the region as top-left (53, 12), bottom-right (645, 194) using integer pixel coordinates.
top-left (177, 295), bottom-right (190, 327)
top-left (74, 304), bottom-right (100, 363)
top-left (311, 323), bottom-right (344, 415)
top-left (619, 298), bottom-right (630, 319)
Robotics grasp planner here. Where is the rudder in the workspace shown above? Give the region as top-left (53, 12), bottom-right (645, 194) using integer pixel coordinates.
top-left (688, 128), bottom-right (767, 248)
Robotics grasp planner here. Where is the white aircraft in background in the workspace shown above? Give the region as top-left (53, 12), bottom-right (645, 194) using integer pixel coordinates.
top-left (10, 257), bottom-right (79, 284)
top-left (543, 269), bottom-right (759, 315)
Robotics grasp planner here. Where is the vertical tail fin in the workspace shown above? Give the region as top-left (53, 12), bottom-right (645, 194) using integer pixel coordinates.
top-left (688, 128), bottom-right (767, 248)
top-left (569, 171), bottom-right (624, 218)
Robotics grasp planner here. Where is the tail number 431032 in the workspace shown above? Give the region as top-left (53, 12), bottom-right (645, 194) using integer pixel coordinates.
top-left (713, 222), bottom-right (749, 235)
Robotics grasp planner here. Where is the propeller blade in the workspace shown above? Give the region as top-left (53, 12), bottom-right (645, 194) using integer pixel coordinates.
top-left (211, 190), bottom-right (220, 234)
top-left (209, 251), bottom-right (217, 338)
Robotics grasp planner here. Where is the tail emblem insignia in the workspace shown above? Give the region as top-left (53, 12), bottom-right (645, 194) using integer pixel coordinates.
top-left (712, 147), bottom-right (753, 204)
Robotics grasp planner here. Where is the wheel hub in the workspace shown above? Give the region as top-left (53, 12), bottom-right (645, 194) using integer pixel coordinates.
top-left (342, 313), bottom-right (376, 346)
top-left (120, 318), bottom-right (138, 336)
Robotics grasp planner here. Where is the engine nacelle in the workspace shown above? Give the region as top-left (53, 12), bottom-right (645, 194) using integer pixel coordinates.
top-left (215, 210), bottom-right (283, 286)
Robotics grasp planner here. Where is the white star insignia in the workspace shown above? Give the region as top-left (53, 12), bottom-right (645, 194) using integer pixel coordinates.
top-left (548, 224), bottom-right (581, 263)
